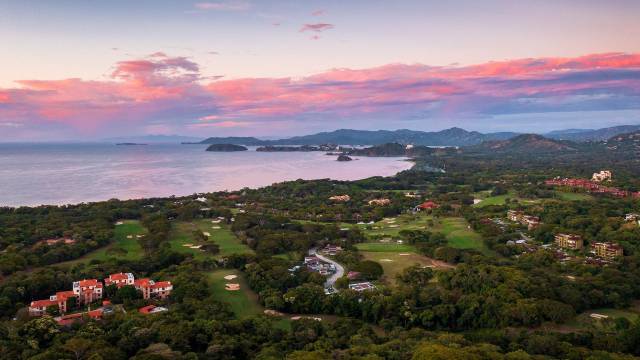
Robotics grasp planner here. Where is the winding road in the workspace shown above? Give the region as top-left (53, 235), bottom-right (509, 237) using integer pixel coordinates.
top-left (309, 248), bottom-right (345, 288)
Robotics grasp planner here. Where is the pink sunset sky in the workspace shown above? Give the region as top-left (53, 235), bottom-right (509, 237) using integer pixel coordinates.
top-left (0, 0), bottom-right (639, 141)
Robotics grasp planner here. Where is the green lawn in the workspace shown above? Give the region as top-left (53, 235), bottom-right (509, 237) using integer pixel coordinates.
top-left (355, 242), bottom-right (416, 252)
top-left (207, 269), bottom-right (263, 318)
top-left (436, 217), bottom-right (492, 254)
top-left (473, 194), bottom-right (510, 207)
top-left (168, 219), bottom-right (253, 259)
top-left (60, 220), bottom-right (146, 265)
top-left (554, 191), bottom-right (594, 201)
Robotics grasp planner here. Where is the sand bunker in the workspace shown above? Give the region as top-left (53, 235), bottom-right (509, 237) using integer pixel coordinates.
top-left (264, 309), bottom-right (284, 317)
top-left (211, 220), bottom-right (221, 224)
top-left (126, 235), bottom-right (133, 239)
top-left (225, 283), bottom-right (240, 291)
top-left (203, 232), bottom-right (211, 237)
top-left (388, 225), bottom-right (399, 228)
top-left (380, 259), bottom-right (393, 262)
top-left (223, 275), bottom-right (238, 280)
top-left (115, 221), bottom-right (124, 225)
top-left (399, 253), bottom-right (411, 256)
top-left (212, 226), bottom-right (221, 229)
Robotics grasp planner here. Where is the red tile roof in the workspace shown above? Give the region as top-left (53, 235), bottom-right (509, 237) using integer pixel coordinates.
top-left (55, 291), bottom-right (76, 301)
top-left (139, 305), bottom-right (156, 314)
top-left (77, 279), bottom-right (102, 288)
top-left (151, 281), bottom-right (171, 289)
top-left (30, 299), bottom-right (56, 308)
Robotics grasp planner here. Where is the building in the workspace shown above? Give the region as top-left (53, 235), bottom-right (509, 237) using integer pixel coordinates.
top-left (591, 242), bottom-right (623, 260)
top-left (73, 279), bottom-right (103, 305)
top-left (592, 170), bottom-right (612, 182)
top-left (555, 233), bottom-right (584, 250)
top-left (28, 299), bottom-right (57, 316)
top-left (329, 195), bottom-right (350, 202)
top-left (139, 305), bottom-right (168, 314)
top-left (348, 282), bottom-right (375, 292)
top-left (104, 272), bottom-right (135, 288)
top-left (56, 309), bottom-right (103, 326)
top-left (322, 244), bottom-right (342, 256)
top-left (134, 278), bottom-right (173, 300)
top-left (415, 201), bottom-right (439, 212)
top-left (507, 210), bottom-right (541, 230)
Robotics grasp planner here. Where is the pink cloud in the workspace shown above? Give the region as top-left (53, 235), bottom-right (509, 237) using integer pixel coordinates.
top-left (311, 10), bottom-right (324, 16)
top-left (0, 52), bottom-right (639, 139)
top-left (299, 23), bottom-right (334, 32)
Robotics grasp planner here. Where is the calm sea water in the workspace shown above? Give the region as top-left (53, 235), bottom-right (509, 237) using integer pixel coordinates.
top-left (0, 143), bottom-right (412, 207)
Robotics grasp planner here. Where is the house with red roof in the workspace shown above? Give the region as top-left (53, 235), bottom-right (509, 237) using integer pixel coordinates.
top-left (28, 299), bottom-right (57, 316)
top-left (73, 279), bottom-right (103, 305)
top-left (56, 308), bottom-right (103, 326)
top-left (415, 200), bottom-right (439, 212)
top-left (104, 272), bottom-right (135, 288)
top-left (134, 278), bottom-right (173, 299)
top-left (139, 305), bottom-right (168, 314)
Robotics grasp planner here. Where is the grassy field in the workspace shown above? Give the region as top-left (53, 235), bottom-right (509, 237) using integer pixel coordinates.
top-left (168, 219), bottom-right (252, 259)
top-left (207, 269), bottom-right (263, 318)
top-left (361, 213), bottom-right (432, 238)
top-left (435, 217), bottom-right (491, 254)
top-left (60, 220), bottom-right (146, 265)
top-left (361, 251), bottom-right (453, 285)
top-left (554, 191), bottom-right (594, 201)
top-left (355, 242), bottom-right (416, 252)
top-left (545, 307), bottom-right (640, 333)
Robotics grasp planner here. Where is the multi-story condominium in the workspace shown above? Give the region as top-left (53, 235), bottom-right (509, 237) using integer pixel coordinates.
top-left (591, 242), bottom-right (623, 260)
top-left (555, 233), bottom-right (584, 250)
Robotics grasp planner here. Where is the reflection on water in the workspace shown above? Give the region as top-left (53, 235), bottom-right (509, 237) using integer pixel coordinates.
top-left (0, 143), bottom-right (412, 207)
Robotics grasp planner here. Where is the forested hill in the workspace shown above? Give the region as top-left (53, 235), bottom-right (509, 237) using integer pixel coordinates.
top-left (468, 134), bottom-right (578, 154)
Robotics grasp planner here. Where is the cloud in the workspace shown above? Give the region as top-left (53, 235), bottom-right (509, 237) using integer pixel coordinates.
top-left (299, 23), bottom-right (334, 32)
top-left (1, 52), bottom-right (639, 139)
top-left (194, 1), bottom-right (250, 11)
top-left (311, 10), bottom-right (324, 16)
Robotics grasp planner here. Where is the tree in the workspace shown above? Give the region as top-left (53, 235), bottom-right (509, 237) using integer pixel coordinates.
top-left (353, 260), bottom-right (383, 280)
top-left (64, 337), bottom-right (93, 360)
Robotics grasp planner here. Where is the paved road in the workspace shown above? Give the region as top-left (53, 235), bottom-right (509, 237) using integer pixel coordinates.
top-left (310, 248), bottom-right (345, 288)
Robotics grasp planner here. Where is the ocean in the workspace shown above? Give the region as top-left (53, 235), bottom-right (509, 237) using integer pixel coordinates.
top-left (0, 143), bottom-right (412, 207)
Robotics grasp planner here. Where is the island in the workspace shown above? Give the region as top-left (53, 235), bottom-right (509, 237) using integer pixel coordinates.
top-left (336, 154), bottom-right (353, 161)
top-left (205, 144), bottom-right (248, 152)
top-left (115, 143), bottom-right (148, 146)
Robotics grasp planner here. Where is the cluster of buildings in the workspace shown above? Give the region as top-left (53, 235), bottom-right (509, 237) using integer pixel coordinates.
top-left (29, 272), bottom-right (172, 317)
top-left (321, 244), bottom-right (343, 256)
top-left (36, 238), bottom-right (76, 247)
top-left (507, 210), bottom-right (541, 230)
top-left (303, 256), bottom-right (336, 276)
top-left (592, 170), bottom-right (613, 182)
top-left (545, 177), bottom-right (640, 199)
top-left (554, 233), bottom-right (623, 261)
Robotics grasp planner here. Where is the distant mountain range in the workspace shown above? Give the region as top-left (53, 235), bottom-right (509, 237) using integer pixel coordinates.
top-left (197, 124), bottom-right (640, 147)
top-left (545, 125), bottom-right (640, 142)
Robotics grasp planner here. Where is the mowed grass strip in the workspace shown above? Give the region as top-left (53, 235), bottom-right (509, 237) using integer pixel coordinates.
top-left (207, 269), bottom-right (263, 318)
top-left (355, 242), bottom-right (416, 252)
